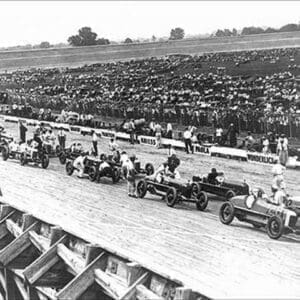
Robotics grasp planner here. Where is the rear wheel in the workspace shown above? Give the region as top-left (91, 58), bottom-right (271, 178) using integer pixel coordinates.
top-left (1, 146), bottom-right (9, 161)
top-left (59, 152), bottom-right (66, 165)
top-left (225, 190), bottom-right (236, 201)
top-left (196, 191), bottom-right (208, 211)
top-left (219, 202), bottom-right (235, 225)
top-left (266, 215), bottom-right (284, 239)
top-left (41, 155), bottom-right (49, 169)
top-left (165, 187), bottom-right (178, 207)
top-left (20, 152), bottom-right (27, 166)
top-left (145, 163), bottom-right (154, 175)
top-left (137, 180), bottom-right (147, 198)
top-left (88, 166), bottom-right (98, 182)
top-left (66, 161), bottom-right (74, 176)
top-left (191, 182), bottom-right (201, 198)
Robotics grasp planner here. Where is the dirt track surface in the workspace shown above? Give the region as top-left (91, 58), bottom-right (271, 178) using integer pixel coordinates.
top-left (1, 31), bottom-right (300, 72)
top-left (0, 122), bottom-right (300, 299)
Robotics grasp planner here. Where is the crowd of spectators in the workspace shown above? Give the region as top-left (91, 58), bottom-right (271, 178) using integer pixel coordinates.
top-left (0, 47), bottom-right (300, 143)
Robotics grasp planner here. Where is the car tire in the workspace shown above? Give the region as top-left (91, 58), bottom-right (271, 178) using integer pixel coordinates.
top-left (59, 153), bottom-right (67, 165)
top-left (219, 202), bottom-right (235, 225)
top-left (20, 152), bottom-right (27, 166)
top-left (88, 166), bottom-right (98, 182)
top-left (41, 155), bottom-right (50, 169)
top-left (225, 190), bottom-right (236, 201)
top-left (165, 187), bottom-right (178, 207)
top-left (191, 182), bottom-right (201, 198)
top-left (196, 191), bottom-right (208, 211)
top-left (66, 161), bottom-right (74, 176)
top-left (145, 163), bottom-right (154, 176)
top-left (1, 146), bottom-right (9, 161)
top-left (266, 215), bottom-right (284, 239)
top-left (137, 180), bottom-right (147, 198)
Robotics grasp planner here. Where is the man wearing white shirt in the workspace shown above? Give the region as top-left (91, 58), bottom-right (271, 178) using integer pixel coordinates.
top-left (183, 128), bottom-right (193, 154)
top-left (91, 130), bottom-right (98, 156)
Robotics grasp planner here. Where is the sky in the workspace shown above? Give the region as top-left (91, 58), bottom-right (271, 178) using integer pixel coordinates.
top-left (0, 1), bottom-right (299, 47)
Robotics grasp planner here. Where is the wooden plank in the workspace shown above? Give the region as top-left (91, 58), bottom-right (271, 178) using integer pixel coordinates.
top-left (126, 262), bottom-right (144, 286)
top-left (57, 252), bottom-right (106, 300)
top-left (85, 244), bottom-right (103, 266)
top-left (35, 287), bottom-right (56, 300)
top-left (136, 284), bottom-right (164, 300)
top-left (174, 287), bottom-right (192, 300)
top-left (0, 222), bottom-right (39, 266)
top-left (49, 226), bottom-right (64, 246)
top-left (22, 214), bottom-right (36, 231)
top-left (119, 272), bottom-right (149, 300)
top-left (57, 243), bottom-right (85, 275)
top-left (5, 269), bottom-right (17, 300)
top-left (0, 211), bottom-right (16, 240)
top-left (29, 231), bottom-right (50, 253)
top-left (0, 205), bottom-right (13, 220)
top-left (23, 235), bottom-right (67, 284)
top-left (5, 219), bottom-right (22, 238)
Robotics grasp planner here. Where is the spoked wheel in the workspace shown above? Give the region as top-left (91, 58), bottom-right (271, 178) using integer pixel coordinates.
top-left (219, 202), bottom-right (235, 225)
top-left (20, 152), bottom-right (27, 166)
top-left (145, 163), bottom-right (154, 176)
top-left (59, 152), bottom-right (67, 165)
top-left (165, 187), bottom-right (178, 207)
top-left (66, 161), bottom-right (74, 176)
top-left (266, 215), bottom-right (284, 239)
top-left (88, 166), bottom-right (98, 182)
top-left (41, 154), bottom-right (50, 169)
top-left (191, 182), bottom-right (201, 198)
top-left (1, 146), bottom-right (9, 161)
top-left (112, 168), bottom-right (121, 183)
top-left (225, 190), bottom-right (236, 201)
top-left (196, 191), bottom-right (208, 211)
top-left (137, 180), bottom-right (147, 198)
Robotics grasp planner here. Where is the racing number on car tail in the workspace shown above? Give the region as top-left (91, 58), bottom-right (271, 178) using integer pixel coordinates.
top-left (283, 198), bottom-right (293, 207)
top-left (266, 207), bottom-right (284, 219)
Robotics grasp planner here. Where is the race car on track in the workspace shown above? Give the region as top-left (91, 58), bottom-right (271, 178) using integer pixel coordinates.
top-left (0, 134), bottom-right (17, 160)
top-left (58, 143), bottom-right (85, 164)
top-left (219, 189), bottom-right (300, 239)
top-left (192, 171), bottom-right (249, 200)
top-left (65, 156), bottom-right (121, 183)
top-left (136, 176), bottom-right (209, 210)
top-left (19, 147), bottom-right (50, 169)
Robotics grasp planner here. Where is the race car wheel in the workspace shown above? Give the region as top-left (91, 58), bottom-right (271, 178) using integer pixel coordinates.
top-left (1, 146), bottom-right (9, 161)
top-left (266, 215), bottom-right (284, 239)
top-left (196, 191), bottom-right (208, 211)
top-left (88, 166), bottom-right (98, 182)
top-left (219, 202), bottom-right (235, 225)
top-left (225, 190), bottom-right (236, 201)
top-left (66, 161), bottom-right (74, 176)
top-left (191, 182), bottom-right (201, 198)
top-left (55, 145), bottom-right (62, 156)
top-left (165, 187), bottom-right (178, 207)
top-left (112, 168), bottom-right (121, 183)
top-left (20, 153), bottom-right (27, 166)
top-left (59, 153), bottom-right (67, 165)
top-left (41, 155), bottom-right (50, 169)
top-left (145, 163), bottom-right (154, 176)
top-left (137, 180), bottom-right (147, 198)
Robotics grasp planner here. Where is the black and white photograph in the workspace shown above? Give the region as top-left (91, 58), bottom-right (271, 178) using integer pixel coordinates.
top-left (0, 1), bottom-right (299, 299)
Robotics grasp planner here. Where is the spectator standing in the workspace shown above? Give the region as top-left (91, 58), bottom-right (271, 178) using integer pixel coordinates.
top-left (19, 120), bottom-right (27, 143)
top-left (277, 134), bottom-right (288, 166)
top-left (57, 127), bottom-right (66, 149)
top-left (215, 125), bottom-right (223, 145)
top-left (154, 122), bottom-right (162, 148)
top-left (183, 127), bottom-right (193, 154)
top-left (128, 119), bottom-right (135, 145)
top-left (227, 123), bottom-right (238, 147)
top-left (166, 122), bottom-right (173, 139)
top-left (91, 130), bottom-right (99, 156)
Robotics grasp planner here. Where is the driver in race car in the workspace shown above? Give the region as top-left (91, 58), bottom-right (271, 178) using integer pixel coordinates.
top-left (8, 139), bottom-right (20, 153)
top-left (73, 152), bottom-right (87, 178)
top-left (207, 168), bottom-right (224, 185)
top-left (98, 155), bottom-right (112, 177)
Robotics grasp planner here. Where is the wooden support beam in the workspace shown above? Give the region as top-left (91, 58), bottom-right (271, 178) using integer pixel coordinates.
top-left (0, 222), bottom-right (39, 266)
top-left (0, 211), bottom-right (16, 240)
top-left (94, 268), bottom-right (121, 299)
top-left (6, 219), bottom-right (22, 238)
top-left (5, 269), bottom-right (17, 300)
top-left (23, 235), bottom-right (67, 285)
top-left (27, 287), bottom-right (40, 300)
top-left (35, 287), bottom-right (57, 300)
top-left (57, 243), bottom-right (85, 275)
top-left (135, 284), bottom-right (164, 300)
top-left (119, 272), bottom-right (149, 300)
top-left (29, 231), bottom-right (50, 253)
top-left (13, 275), bottom-right (29, 300)
top-left (49, 226), bottom-right (64, 246)
top-left (126, 262), bottom-right (144, 286)
top-left (56, 252), bottom-right (106, 300)
top-left (85, 244), bottom-right (103, 266)
top-left (22, 214), bottom-right (36, 231)
top-left (0, 205), bottom-right (13, 220)
top-left (174, 287), bottom-right (192, 300)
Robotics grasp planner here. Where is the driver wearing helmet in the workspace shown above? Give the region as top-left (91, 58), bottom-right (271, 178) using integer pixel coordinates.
top-left (207, 168), bottom-right (224, 185)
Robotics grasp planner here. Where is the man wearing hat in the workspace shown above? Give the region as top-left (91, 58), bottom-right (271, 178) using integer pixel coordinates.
top-left (57, 127), bottom-right (66, 150)
top-left (19, 120), bottom-right (27, 143)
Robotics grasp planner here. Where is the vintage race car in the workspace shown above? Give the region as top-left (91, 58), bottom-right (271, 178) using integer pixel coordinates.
top-left (192, 173), bottom-right (249, 200)
top-left (65, 156), bottom-right (121, 183)
top-left (0, 134), bottom-right (19, 161)
top-left (58, 145), bottom-right (84, 164)
top-left (219, 190), bottom-right (300, 239)
top-left (136, 176), bottom-right (209, 210)
top-left (19, 148), bottom-right (50, 169)
top-left (105, 153), bottom-right (155, 176)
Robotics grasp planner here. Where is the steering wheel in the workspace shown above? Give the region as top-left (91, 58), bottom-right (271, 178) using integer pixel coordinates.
top-left (216, 175), bottom-right (225, 183)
